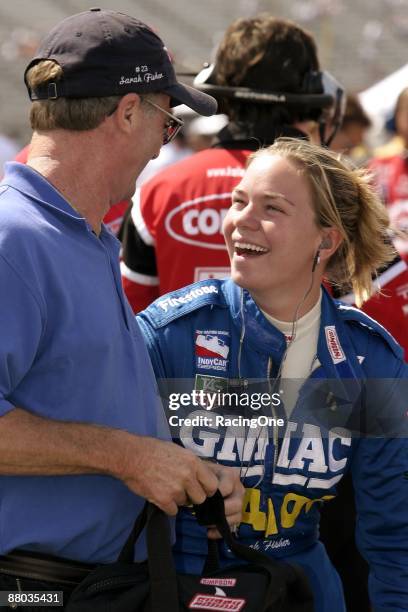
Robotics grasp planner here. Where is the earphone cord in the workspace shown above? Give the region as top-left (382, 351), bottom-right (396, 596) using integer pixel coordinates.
top-left (239, 261), bottom-right (319, 486)
top-left (274, 260), bottom-right (318, 381)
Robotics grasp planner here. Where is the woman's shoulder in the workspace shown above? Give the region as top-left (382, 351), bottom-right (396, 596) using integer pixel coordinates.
top-left (137, 278), bottom-right (233, 330)
top-left (334, 299), bottom-right (405, 364)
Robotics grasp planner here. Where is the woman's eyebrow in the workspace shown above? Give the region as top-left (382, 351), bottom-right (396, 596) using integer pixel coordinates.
top-left (263, 191), bottom-right (296, 207)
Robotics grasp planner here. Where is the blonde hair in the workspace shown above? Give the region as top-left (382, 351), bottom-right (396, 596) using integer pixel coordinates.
top-left (249, 138), bottom-right (396, 306)
top-left (26, 60), bottom-right (121, 131)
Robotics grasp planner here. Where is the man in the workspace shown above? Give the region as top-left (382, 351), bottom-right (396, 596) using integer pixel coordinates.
top-left (120, 15), bottom-right (345, 312)
top-left (0, 8), bottom-right (243, 603)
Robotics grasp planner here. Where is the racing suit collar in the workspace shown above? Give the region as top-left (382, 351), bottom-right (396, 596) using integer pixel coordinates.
top-left (222, 279), bottom-right (364, 380)
top-left (221, 279), bottom-right (287, 358)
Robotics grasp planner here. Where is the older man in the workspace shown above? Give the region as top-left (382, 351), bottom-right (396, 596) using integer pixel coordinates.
top-left (0, 8), bottom-right (243, 604)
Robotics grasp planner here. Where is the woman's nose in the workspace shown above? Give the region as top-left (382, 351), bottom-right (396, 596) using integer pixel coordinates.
top-left (234, 202), bottom-right (260, 230)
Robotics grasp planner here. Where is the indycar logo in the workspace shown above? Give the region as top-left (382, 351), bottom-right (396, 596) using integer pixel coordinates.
top-left (196, 333), bottom-right (229, 359)
top-left (195, 331), bottom-right (229, 372)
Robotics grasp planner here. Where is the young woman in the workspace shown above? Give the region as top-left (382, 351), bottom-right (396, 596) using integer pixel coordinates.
top-left (137, 138), bottom-right (408, 612)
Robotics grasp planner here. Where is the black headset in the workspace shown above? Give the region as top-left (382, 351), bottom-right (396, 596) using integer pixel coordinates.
top-left (191, 64), bottom-right (346, 147)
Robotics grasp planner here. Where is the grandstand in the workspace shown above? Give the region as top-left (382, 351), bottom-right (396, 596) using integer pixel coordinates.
top-left (0, 0), bottom-right (406, 143)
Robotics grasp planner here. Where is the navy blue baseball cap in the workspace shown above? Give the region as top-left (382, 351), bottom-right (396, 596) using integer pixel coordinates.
top-left (24, 8), bottom-right (217, 116)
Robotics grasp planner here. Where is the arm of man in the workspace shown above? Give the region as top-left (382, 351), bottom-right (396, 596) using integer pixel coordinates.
top-left (0, 256), bottom-right (243, 523)
top-left (0, 407), bottom-right (220, 516)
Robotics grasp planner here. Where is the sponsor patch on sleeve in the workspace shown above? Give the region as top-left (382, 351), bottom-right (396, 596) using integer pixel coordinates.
top-left (157, 285), bottom-right (219, 313)
top-left (324, 325), bottom-right (346, 364)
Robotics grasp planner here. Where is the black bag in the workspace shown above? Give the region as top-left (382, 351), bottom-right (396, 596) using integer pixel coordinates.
top-left (66, 491), bottom-right (314, 611)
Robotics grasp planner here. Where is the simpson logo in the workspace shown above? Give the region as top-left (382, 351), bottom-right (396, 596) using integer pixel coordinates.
top-left (325, 326), bottom-right (346, 364)
top-left (165, 194), bottom-right (231, 250)
top-left (200, 578), bottom-right (236, 587)
top-left (189, 594), bottom-right (245, 611)
top-left (158, 285), bottom-right (218, 312)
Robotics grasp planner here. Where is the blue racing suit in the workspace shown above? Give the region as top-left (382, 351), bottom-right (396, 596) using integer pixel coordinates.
top-left (137, 279), bottom-right (408, 612)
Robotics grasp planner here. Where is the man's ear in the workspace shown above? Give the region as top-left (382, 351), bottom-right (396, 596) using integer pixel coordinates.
top-left (111, 93), bottom-right (142, 134)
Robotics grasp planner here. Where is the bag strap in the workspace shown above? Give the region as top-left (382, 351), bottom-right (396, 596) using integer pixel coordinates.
top-left (118, 502), bottom-right (148, 563)
top-left (195, 491), bottom-right (299, 583)
top-left (118, 501), bottom-right (179, 611)
top-left (145, 504), bottom-right (179, 611)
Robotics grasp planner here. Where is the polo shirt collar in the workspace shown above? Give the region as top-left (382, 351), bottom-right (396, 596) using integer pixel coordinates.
top-left (3, 162), bottom-right (87, 219)
top-left (2, 162), bottom-right (117, 243)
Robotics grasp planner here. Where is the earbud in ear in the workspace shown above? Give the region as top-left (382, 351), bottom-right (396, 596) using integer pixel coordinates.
top-left (312, 250), bottom-right (321, 272)
top-left (319, 237), bottom-right (332, 249)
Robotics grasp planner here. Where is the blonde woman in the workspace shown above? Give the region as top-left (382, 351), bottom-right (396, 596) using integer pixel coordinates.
top-left (137, 138), bottom-right (408, 612)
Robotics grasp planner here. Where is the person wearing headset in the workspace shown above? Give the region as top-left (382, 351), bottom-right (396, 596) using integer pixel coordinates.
top-left (119, 15), bottom-right (345, 313)
top-left (137, 138), bottom-right (408, 612)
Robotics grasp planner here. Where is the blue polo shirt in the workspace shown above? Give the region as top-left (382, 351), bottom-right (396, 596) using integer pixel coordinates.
top-left (0, 163), bottom-right (169, 562)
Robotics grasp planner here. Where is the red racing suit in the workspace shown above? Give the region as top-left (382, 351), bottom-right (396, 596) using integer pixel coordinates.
top-left (119, 146), bottom-right (255, 312)
top-left (339, 257), bottom-right (408, 360)
top-left (368, 153), bottom-right (408, 260)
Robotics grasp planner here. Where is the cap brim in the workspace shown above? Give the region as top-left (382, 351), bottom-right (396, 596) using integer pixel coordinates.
top-left (164, 82), bottom-right (217, 116)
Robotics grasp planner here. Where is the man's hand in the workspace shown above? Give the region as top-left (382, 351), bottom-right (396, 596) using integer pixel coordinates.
top-left (204, 463), bottom-right (244, 539)
top-left (0, 409), bottom-right (240, 522)
top-left (116, 435), bottom-right (219, 515)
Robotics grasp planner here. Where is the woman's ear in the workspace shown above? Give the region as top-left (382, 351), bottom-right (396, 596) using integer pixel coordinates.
top-left (318, 228), bottom-right (342, 261)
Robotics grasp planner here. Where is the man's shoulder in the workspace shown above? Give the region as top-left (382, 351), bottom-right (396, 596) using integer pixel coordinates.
top-left (138, 279), bottom-right (229, 329)
top-left (0, 184), bottom-right (41, 236)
